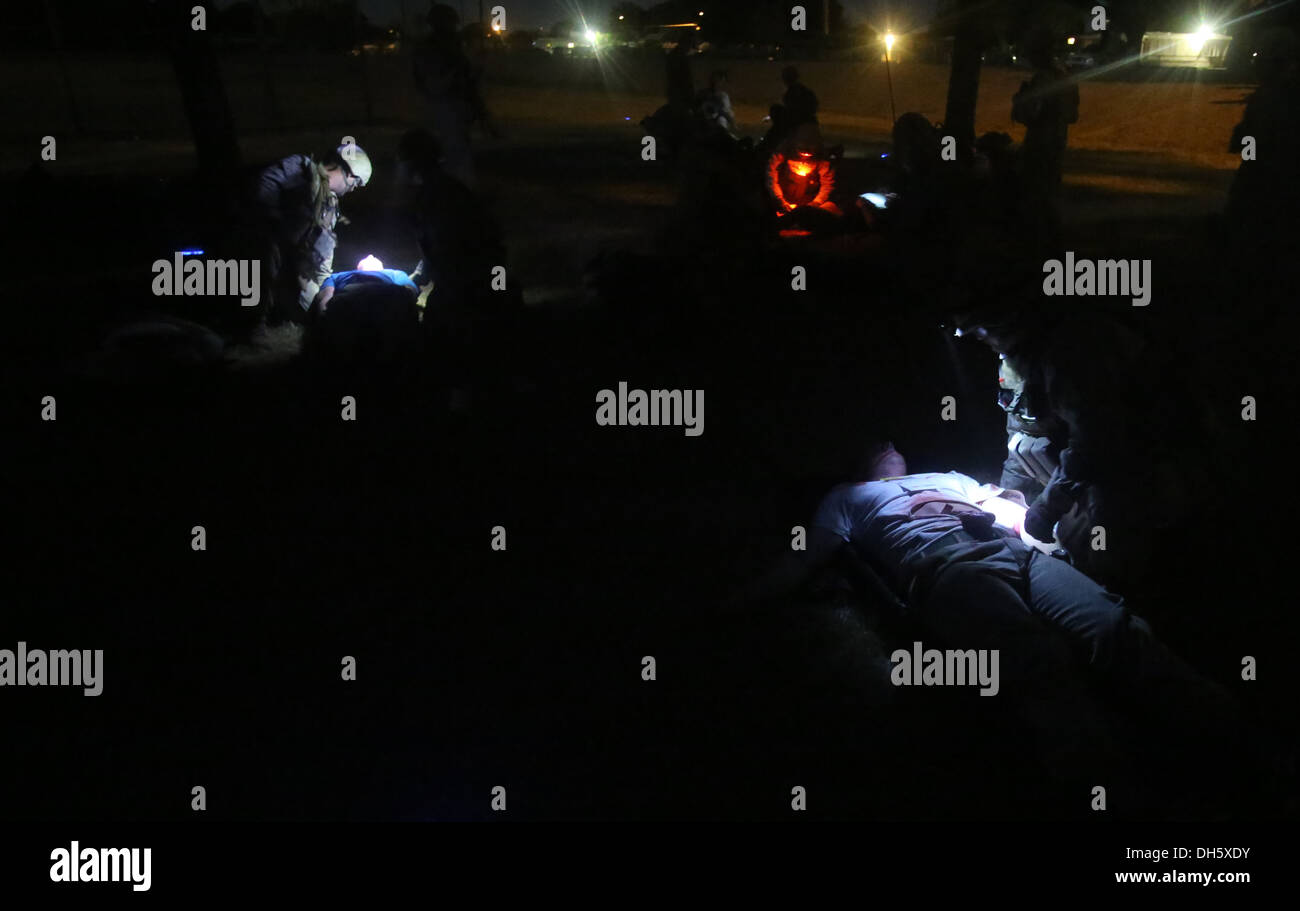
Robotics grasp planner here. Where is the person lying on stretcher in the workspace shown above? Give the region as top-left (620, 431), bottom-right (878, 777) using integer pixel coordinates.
top-left (733, 442), bottom-right (1253, 800)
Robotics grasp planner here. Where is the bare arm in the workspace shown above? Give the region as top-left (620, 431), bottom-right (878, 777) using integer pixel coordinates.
top-left (312, 282), bottom-right (335, 314)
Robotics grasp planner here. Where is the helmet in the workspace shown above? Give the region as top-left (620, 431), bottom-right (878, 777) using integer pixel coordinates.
top-left (337, 144), bottom-right (372, 186)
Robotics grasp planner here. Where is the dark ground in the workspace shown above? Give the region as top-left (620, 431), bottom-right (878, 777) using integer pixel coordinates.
top-left (3, 104), bottom-right (1297, 824)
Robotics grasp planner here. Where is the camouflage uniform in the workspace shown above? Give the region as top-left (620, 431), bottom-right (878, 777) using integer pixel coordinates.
top-left (1015, 314), bottom-right (1211, 586)
top-left (252, 154), bottom-right (340, 321)
top-left (1012, 61), bottom-right (1079, 247)
top-left (997, 352), bottom-right (1065, 503)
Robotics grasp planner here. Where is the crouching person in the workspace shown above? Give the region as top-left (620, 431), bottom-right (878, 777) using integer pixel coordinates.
top-left (767, 124), bottom-right (846, 235)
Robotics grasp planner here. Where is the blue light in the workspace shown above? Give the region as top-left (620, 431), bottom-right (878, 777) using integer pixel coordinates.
top-left (178, 249), bottom-right (204, 256)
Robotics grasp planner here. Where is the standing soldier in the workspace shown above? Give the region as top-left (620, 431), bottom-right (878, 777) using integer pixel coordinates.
top-left (251, 143), bottom-right (372, 325)
top-left (397, 128), bottom-right (512, 412)
top-left (412, 3), bottom-right (495, 189)
top-left (1225, 26), bottom-right (1299, 331)
top-left (1012, 30), bottom-right (1079, 248)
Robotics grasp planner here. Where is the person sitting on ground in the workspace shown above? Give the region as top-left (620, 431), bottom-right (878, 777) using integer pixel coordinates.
top-left (767, 123), bottom-right (841, 219)
top-left (694, 70), bottom-right (738, 138)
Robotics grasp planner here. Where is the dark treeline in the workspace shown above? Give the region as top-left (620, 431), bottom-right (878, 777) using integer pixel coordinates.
top-left (10, 0), bottom-right (387, 53)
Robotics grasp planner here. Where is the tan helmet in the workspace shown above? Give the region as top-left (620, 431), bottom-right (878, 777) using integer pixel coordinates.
top-left (337, 143), bottom-right (373, 186)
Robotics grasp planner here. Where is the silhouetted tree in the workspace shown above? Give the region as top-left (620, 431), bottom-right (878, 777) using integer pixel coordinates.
top-left (167, 2), bottom-right (241, 175)
top-left (939, 0), bottom-right (989, 155)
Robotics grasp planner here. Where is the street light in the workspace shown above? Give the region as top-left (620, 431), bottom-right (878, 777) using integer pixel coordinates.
top-left (883, 33), bottom-right (897, 126)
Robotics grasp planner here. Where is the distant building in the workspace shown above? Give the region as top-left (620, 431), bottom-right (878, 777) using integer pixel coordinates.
top-left (534, 28), bottom-right (599, 56)
top-left (1138, 29), bottom-right (1232, 69)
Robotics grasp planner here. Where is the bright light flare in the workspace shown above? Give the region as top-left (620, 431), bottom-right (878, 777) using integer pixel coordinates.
top-left (584, 29), bottom-right (597, 43)
top-left (884, 33), bottom-right (896, 52)
top-left (357, 255), bottom-right (383, 271)
top-left (1189, 23), bottom-right (1214, 54)
top-left (1067, 36), bottom-right (1076, 46)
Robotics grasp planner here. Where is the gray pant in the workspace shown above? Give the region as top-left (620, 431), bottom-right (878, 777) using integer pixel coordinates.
top-left (901, 535), bottom-right (1244, 789)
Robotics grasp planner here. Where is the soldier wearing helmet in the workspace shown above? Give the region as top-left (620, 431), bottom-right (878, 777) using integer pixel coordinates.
top-left (250, 141), bottom-right (372, 322)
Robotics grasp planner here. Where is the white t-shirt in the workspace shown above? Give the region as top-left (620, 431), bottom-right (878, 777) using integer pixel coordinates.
top-left (812, 472), bottom-right (1033, 575)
